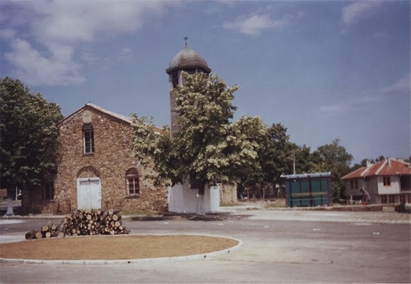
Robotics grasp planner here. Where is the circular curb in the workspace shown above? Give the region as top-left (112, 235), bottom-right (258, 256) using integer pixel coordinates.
top-left (0, 234), bottom-right (242, 265)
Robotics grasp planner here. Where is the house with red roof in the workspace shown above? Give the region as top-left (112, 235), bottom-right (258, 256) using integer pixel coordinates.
top-left (342, 158), bottom-right (411, 204)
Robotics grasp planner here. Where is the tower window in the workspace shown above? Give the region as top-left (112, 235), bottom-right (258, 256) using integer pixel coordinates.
top-left (83, 124), bottom-right (95, 154)
top-left (172, 73), bottom-right (179, 88)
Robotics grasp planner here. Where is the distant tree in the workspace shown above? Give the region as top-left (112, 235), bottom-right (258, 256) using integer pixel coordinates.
top-left (0, 77), bottom-right (63, 215)
top-left (287, 143), bottom-right (320, 174)
top-left (375, 155), bottom-right (385, 162)
top-left (132, 72), bottom-right (261, 196)
top-left (251, 123), bottom-right (290, 198)
top-left (312, 139), bottom-right (353, 201)
top-left (350, 163), bottom-right (363, 171)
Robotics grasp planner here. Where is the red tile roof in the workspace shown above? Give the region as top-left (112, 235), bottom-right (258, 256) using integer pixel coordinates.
top-left (342, 158), bottom-right (411, 179)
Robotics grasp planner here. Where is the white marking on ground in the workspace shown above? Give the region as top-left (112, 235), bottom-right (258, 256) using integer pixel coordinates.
top-left (0, 219), bottom-right (25, 225)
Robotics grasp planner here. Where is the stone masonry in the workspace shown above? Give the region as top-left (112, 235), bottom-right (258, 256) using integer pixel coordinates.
top-left (30, 104), bottom-right (168, 214)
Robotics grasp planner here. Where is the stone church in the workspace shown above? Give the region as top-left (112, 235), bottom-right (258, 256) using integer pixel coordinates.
top-left (23, 44), bottom-right (236, 214)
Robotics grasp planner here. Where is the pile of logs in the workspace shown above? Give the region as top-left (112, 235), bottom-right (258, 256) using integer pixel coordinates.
top-left (24, 209), bottom-right (130, 240)
top-left (62, 209), bottom-right (130, 236)
top-left (25, 222), bottom-right (65, 240)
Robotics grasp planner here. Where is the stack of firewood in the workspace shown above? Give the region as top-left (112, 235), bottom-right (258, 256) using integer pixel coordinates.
top-left (25, 222), bottom-right (65, 240)
top-left (62, 209), bottom-right (130, 236)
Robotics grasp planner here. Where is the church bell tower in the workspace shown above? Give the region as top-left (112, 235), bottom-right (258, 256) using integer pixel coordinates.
top-left (166, 38), bottom-right (211, 135)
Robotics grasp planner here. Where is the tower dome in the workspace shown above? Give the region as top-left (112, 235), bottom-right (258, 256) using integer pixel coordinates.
top-left (166, 46), bottom-right (211, 74)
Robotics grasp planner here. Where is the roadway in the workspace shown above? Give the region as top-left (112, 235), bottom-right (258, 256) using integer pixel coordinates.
top-left (0, 208), bottom-right (410, 283)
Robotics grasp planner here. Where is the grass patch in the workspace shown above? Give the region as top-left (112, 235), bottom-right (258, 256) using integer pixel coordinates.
top-left (220, 202), bottom-right (241, 207)
top-left (263, 201), bottom-right (286, 209)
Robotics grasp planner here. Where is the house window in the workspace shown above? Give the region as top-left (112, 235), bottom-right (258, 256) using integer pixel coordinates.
top-left (383, 176), bottom-right (391, 186)
top-left (83, 124), bottom-right (95, 154)
top-left (381, 195), bottom-right (387, 204)
top-left (400, 194), bottom-right (406, 204)
top-left (350, 179), bottom-right (358, 189)
top-left (389, 194), bottom-right (395, 204)
top-left (43, 182), bottom-right (54, 200)
top-left (126, 168), bottom-right (140, 196)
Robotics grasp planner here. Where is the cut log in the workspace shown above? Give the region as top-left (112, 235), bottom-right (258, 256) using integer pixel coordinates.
top-left (112, 214), bottom-right (121, 221)
top-left (25, 230), bottom-right (37, 240)
top-left (35, 231), bottom-right (43, 239)
top-left (52, 231), bottom-right (65, 238)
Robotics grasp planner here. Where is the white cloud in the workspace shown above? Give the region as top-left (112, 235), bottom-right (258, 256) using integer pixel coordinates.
top-left (320, 72), bottom-right (410, 115)
top-left (4, 38), bottom-right (85, 86)
top-left (1, 0), bottom-right (179, 86)
top-left (120, 47), bottom-right (132, 57)
top-left (342, 1), bottom-right (383, 25)
top-left (380, 73), bottom-right (410, 94)
top-left (223, 14), bottom-right (285, 36)
top-left (320, 95), bottom-right (381, 115)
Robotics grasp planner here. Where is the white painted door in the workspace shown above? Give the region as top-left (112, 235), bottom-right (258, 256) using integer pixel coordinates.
top-left (77, 178), bottom-right (101, 210)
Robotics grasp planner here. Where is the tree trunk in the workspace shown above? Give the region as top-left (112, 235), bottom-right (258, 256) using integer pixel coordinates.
top-left (4, 188), bottom-right (15, 216)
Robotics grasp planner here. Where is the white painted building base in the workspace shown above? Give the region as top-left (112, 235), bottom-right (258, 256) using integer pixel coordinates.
top-left (168, 181), bottom-right (220, 214)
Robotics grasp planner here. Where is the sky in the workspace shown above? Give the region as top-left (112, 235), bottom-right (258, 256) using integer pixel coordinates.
top-left (1, 0), bottom-right (410, 165)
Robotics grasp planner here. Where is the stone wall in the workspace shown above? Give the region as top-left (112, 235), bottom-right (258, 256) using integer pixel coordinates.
top-left (27, 105), bottom-right (168, 214)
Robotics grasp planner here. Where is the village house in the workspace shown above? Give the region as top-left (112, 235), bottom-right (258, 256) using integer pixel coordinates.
top-left (24, 103), bottom-right (167, 214)
top-left (342, 158), bottom-right (411, 204)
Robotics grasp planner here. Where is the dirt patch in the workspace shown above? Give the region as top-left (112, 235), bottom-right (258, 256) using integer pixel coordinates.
top-left (0, 235), bottom-right (238, 260)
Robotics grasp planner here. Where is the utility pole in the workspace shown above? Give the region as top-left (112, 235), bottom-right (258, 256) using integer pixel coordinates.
top-left (292, 153), bottom-right (296, 175)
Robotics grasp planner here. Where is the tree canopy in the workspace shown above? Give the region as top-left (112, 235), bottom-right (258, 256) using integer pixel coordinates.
top-left (132, 72), bottom-right (280, 194)
top-left (311, 139), bottom-right (353, 200)
top-left (132, 72), bottom-right (355, 201)
top-left (0, 77), bottom-right (63, 191)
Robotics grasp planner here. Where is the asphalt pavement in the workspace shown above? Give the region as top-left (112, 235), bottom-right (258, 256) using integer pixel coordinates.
top-left (0, 205), bottom-right (410, 283)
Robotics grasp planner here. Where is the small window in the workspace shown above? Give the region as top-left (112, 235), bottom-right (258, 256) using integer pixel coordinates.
top-left (350, 179), bottom-right (358, 189)
top-left (383, 176), bottom-right (391, 186)
top-left (83, 124), bottom-right (95, 154)
top-left (389, 194), bottom-right (395, 203)
top-left (381, 195), bottom-right (387, 204)
top-left (126, 168), bottom-right (140, 196)
top-left (400, 194), bottom-right (406, 204)
top-left (43, 182), bottom-right (54, 200)
top-left (172, 73), bottom-right (179, 88)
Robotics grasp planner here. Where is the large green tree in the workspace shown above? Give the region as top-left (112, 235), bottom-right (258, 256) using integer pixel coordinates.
top-left (312, 139), bottom-right (353, 201)
top-left (246, 122), bottom-right (290, 198)
top-left (0, 77), bottom-right (63, 215)
top-left (132, 72), bottom-right (263, 195)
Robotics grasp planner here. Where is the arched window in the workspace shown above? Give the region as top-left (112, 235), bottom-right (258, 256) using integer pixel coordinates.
top-left (82, 124), bottom-right (95, 154)
top-left (126, 168), bottom-right (140, 196)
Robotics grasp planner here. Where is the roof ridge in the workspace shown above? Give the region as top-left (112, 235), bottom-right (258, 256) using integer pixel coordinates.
top-left (86, 103), bottom-right (132, 124)
top-left (375, 159), bottom-right (387, 175)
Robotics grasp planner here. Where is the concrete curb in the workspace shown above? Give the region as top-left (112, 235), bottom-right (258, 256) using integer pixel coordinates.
top-left (0, 234), bottom-right (243, 265)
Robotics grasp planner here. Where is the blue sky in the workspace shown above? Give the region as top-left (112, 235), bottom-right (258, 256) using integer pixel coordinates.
top-left (1, 0), bottom-right (409, 165)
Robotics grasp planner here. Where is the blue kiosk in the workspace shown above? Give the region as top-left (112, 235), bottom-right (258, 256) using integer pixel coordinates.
top-left (281, 172), bottom-right (333, 208)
